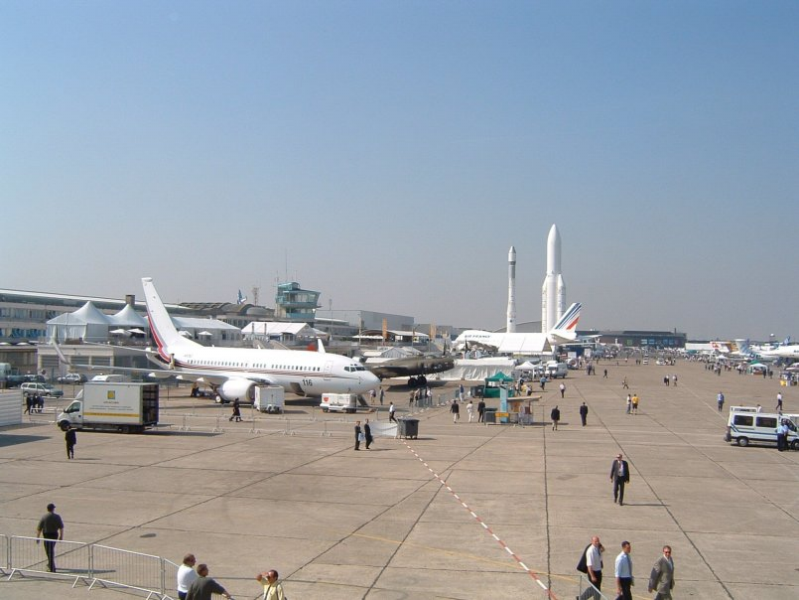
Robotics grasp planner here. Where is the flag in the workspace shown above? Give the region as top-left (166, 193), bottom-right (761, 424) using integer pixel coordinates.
top-left (237, 290), bottom-right (247, 305)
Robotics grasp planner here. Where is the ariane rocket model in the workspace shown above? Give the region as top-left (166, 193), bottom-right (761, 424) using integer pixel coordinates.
top-left (506, 246), bottom-right (516, 333)
top-left (541, 224), bottom-right (566, 333)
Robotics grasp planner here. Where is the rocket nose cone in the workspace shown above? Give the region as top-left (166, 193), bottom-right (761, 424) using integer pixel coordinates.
top-left (508, 246), bottom-right (516, 260)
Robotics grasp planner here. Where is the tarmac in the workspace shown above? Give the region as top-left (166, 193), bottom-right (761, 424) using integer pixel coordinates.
top-left (1, 359), bottom-right (798, 599)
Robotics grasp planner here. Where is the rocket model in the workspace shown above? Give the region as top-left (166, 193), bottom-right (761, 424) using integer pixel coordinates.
top-left (506, 246), bottom-right (517, 333)
top-left (541, 224), bottom-right (566, 333)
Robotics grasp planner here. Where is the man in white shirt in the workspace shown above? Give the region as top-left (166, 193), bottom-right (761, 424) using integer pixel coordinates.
top-left (579, 536), bottom-right (604, 599)
top-left (614, 541), bottom-right (633, 600)
top-left (177, 554), bottom-right (198, 600)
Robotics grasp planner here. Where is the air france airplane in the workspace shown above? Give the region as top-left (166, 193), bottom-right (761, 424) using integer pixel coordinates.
top-left (143, 277), bottom-right (379, 399)
top-left (453, 302), bottom-right (583, 353)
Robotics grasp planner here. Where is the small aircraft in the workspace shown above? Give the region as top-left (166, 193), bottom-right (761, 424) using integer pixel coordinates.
top-left (75, 278), bottom-right (380, 401)
top-left (365, 355), bottom-right (455, 384)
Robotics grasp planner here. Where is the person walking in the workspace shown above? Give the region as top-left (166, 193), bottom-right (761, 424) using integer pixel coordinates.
top-left (364, 419), bottom-right (373, 450)
top-left (354, 421), bottom-right (363, 451)
top-left (648, 546), bottom-right (675, 600)
top-left (777, 392), bottom-right (783, 412)
top-left (631, 394), bottom-right (639, 414)
top-left (717, 392), bottom-right (725, 412)
top-left (379, 388), bottom-right (384, 406)
top-left (614, 541), bottom-right (634, 600)
top-left (388, 402), bottom-right (397, 423)
top-left (477, 399), bottom-right (486, 423)
top-left (256, 569), bottom-right (285, 599)
top-left (65, 427), bottom-right (77, 459)
top-left (559, 382), bottom-right (566, 398)
top-left (177, 554), bottom-right (199, 600)
top-left (186, 563), bottom-right (233, 599)
top-left (450, 399), bottom-right (460, 423)
top-left (550, 405), bottom-right (561, 431)
top-left (610, 453), bottom-right (630, 505)
top-left (229, 398), bottom-right (242, 422)
top-left (579, 402), bottom-right (589, 427)
top-left (466, 399), bottom-right (474, 423)
top-left (36, 503), bottom-right (64, 573)
top-left (622, 377), bottom-right (629, 389)
top-left (626, 394), bottom-right (632, 415)
top-left (578, 536), bottom-right (605, 599)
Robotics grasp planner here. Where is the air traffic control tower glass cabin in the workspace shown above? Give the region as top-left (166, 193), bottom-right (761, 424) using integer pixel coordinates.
top-left (274, 282), bottom-right (321, 324)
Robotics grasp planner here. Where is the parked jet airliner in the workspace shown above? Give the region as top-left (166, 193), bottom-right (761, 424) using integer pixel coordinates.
top-left (143, 277), bottom-right (379, 399)
top-left (453, 302), bottom-right (582, 353)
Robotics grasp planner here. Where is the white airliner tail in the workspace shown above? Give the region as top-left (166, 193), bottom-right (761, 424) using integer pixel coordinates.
top-left (548, 302), bottom-right (582, 342)
top-left (142, 277), bottom-right (196, 362)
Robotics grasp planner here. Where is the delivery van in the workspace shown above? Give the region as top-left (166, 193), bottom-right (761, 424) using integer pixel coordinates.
top-left (320, 393), bottom-right (358, 413)
top-left (57, 382), bottom-right (159, 434)
top-left (725, 407), bottom-right (799, 449)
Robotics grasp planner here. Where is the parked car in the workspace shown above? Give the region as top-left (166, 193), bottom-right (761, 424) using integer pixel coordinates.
top-left (20, 382), bottom-right (64, 398)
top-left (57, 373), bottom-right (87, 384)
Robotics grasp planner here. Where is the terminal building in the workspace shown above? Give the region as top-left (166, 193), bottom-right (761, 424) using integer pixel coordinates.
top-left (579, 329), bottom-right (687, 349)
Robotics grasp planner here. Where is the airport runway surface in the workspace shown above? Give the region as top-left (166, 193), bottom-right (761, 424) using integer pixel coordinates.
top-left (1, 360), bottom-right (797, 599)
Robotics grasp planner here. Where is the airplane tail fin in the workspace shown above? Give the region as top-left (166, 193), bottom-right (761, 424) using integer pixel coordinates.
top-left (549, 302), bottom-right (582, 342)
top-left (317, 338), bottom-right (326, 353)
top-left (142, 277), bottom-right (195, 362)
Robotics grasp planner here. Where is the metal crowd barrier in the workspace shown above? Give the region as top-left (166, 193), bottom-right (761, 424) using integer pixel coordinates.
top-left (3, 535), bottom-right (178, 599)
top-left (575, 573), bottom-right (610, 600)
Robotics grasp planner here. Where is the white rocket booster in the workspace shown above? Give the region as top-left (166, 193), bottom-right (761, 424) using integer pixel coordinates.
top-left (506, 246), bottom-right (516, 333)
top-left (541, 224), bottom-right (566, 333)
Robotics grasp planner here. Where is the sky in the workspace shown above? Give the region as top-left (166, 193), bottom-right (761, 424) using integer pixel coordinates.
top-left (2, 1), bottom-right (798, 341)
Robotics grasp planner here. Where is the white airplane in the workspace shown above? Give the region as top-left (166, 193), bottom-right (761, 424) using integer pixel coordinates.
top-left (142, 277), bottom-right (379, 399)
top-left (760, 344), bottom-right (799, 361)
top-left (453, 302), bottom-right (582, 354)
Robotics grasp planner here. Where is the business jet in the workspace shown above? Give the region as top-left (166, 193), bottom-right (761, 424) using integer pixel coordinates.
top-left (453, 302), bottom-right (582, 354)
top-left (142, 277), bottom-right (379, 399)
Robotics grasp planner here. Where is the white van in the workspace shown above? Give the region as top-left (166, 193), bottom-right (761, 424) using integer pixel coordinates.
top-left (725, 408), bottom-right (799, 449)
top-left (91, 374), bottom-right (125, 383)
top-left (545, 361), bottom-right (568, 379)
top-left (320, 393), bottom-right (358, 414)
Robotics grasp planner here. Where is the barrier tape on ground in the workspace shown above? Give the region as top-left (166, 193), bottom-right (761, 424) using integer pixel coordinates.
top-left (402, 441), bottom-right (557, 599)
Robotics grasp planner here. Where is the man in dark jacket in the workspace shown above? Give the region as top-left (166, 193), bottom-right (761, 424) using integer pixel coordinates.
top-left (610, 453), bottom-right (630, 505)
top-left (550, 405), bottom-right (561, 431)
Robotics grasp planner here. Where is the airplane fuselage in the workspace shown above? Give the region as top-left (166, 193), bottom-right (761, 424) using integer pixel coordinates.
top-left (168, 345), bottom-right (375, 396)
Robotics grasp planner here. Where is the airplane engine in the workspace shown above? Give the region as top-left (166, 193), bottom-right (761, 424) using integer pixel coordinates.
top-left (218, 378), bottom-right (256, 403)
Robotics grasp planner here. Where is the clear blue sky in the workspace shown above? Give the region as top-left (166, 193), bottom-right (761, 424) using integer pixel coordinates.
top-left (2, 1), bottom-right (798, 340)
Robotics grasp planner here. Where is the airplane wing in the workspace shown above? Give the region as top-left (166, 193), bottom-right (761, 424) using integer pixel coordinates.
top-left (51, 341), bottom-right (278, 386)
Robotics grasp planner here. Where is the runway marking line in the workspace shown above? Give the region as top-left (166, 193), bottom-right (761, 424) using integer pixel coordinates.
top-left (402, 440), bottom-right (557, 598)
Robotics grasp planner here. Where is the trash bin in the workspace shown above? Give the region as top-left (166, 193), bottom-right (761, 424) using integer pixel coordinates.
top-left (398, 417), bottom-right (419, 439)
top-left (484, 408), bottom-right (497, 424)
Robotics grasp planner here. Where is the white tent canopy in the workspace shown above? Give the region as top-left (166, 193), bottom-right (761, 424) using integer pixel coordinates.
top-left (108, 304), bottom-right (148, 328)
top-left (46, 301), bottom-right (112, 342)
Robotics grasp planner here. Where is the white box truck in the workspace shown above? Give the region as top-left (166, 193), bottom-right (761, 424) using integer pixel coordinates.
top-left (57, 382), bottom-right (159, 434)
top-left (320, 393), bottom-right (358, 413)
top-left (253, 385), bottom-right (285, 414)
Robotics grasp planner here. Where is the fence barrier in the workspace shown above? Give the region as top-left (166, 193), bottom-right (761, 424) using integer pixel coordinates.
top-left (576, 573), bottom-right (610, 600)
top-left (3, 535), bottom-right (179, 599)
